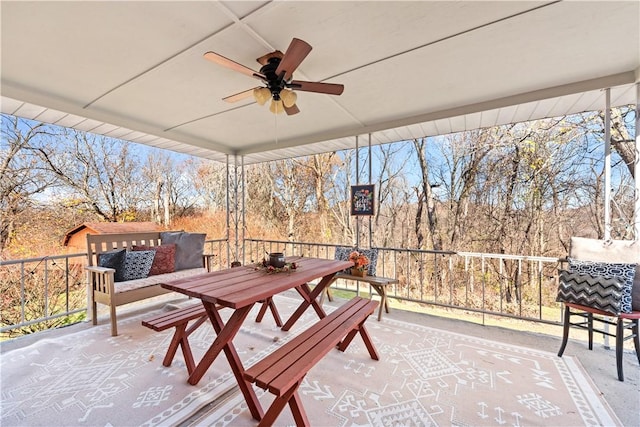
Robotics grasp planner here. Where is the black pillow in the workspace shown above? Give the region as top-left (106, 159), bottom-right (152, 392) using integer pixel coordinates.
top-left (97, 249), bottom-right (126, 282)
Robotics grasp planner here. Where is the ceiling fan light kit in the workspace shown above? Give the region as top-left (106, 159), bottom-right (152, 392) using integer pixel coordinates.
top-left (280, 89), bottom-right (297, 108)
top-left (269, 99), bottom-right (285, 114)
top-left (204, 38), bottom-right (344, 116)
top-left (253, 87), bottom-right (271, 106)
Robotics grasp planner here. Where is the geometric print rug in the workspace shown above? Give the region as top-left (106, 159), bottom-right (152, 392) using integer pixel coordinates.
top-left (191, 302), bottom-right (621, 426)
top-left (0, 295), bottom-right (620, 427)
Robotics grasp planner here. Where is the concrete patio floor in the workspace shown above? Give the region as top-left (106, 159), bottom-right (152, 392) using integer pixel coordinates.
top-left (3, 291), bottom-right (638, 426)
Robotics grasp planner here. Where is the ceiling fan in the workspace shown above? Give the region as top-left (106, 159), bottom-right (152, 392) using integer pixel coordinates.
top-left (204, 38), bottom-right (344, 115)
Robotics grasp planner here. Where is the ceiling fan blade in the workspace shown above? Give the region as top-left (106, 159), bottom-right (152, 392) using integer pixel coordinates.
top-left (223, 87), bottom-right (258, 103)
top-left (275, 38), bottom-right (312, 81)
top-left (289, 80), bottom-right (344, 95)
top-left (284, 104), bottom-right (300, 115)
top-left (204, 52), bottom-right (265, 80)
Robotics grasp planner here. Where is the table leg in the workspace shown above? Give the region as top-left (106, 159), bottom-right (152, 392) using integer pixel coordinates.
top-left (282, 274), bottom-right (334, 331)
top-left (370, 283), bottom-right (390, 321)
top-left (188, 303), bottom-right (264, 421)
top-left (255, 297), bottom-right (283, 326)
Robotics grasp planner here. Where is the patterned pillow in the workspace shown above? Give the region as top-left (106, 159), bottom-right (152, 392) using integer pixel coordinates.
top-left (132, 244), bottom-right (176, 276)
top-left (357, 248), bottom-right (379, 276)
top-left (334, 246), bottom-right (351, 261)
top-left (568, 258), bottom-right (636, 313)
top-left (121, 250), bottom-right (155, 281)
top-left (334, 246), bottom-right (379, 276)
top-left (557, 270), bottom-right (623, 315)
top-left (334, 246), bottom-right (354, 273)
top-left (97, 249), bottom-right (126, 282)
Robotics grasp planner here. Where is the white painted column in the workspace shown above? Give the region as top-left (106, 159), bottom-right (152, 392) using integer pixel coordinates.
top-left (368, 133), bottom-right (373, 248)
top-left (355, 135), bottom-right (360, 248)
top-left (226, 154), bottom-right (231, 266)
top-left (604, 89), bottom-right (611, 241)
top-left (635, 82), bottom-right (640, 240)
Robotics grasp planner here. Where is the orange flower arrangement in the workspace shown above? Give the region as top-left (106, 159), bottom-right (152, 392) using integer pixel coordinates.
top-left (348, 251), bottom-right (370, 272)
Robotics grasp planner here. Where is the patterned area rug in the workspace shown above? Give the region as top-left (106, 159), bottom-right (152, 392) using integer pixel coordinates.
top-left (1, 295), bottom-right (620, 427)
top-left (192, 303), bottom-right (621, 427)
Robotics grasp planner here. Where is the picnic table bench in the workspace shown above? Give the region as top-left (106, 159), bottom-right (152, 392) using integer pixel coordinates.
top-left (244, 296), bottom-right (379, 427)
top-left (323, 272), bottom-right (398, 321)
top-left (325, 247), bottom-right (399, 321)
top-left (142, 303), bottom-right (212, 375)
top-left (142, 297), bottom-right (281, 374)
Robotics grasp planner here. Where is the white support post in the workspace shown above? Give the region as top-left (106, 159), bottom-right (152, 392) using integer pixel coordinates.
top-left (368, 133), bottom-right (373, 248)
top-left (355, 135), bottom-right (360, 248)
top-left (241, 156), bottom-right (246, 264)
top-left (635, 82), bottom-right (640, 240)
top-left (604, 88), bottom-right (611, 241)
top-left (603, 89), bottom-right (612, 348)
top-left (226, 155), bottom-right (231, 267)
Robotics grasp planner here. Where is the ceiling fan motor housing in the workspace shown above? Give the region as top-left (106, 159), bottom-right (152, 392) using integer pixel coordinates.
top-left (259, 57), bottom-right (287, 97)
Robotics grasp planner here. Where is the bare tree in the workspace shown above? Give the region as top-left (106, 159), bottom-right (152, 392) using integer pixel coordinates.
top-left (371, 143), bottom-right (412, 248)
top-left (413, 138), bottom-right (443, 251)
top-left (33, 130), bottom-right (145, 222)
top-left (272, 158), bottom-right (314, 241)
top-left (0, 115), bottom-right (59, 251)
top-left (294, 153), bottom-right (339, 242)
top-left (326, 151), bottom-right (355, 244)
top-left (194, 160), bottom-right (228, 212)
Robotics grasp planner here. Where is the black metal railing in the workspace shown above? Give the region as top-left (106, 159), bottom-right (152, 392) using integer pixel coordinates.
top-left (0, 238), bottom-right (230, 339)
top-left (243, 239), bottom-right (564, 325)
top-left (1, 238), bottom-right (565, 339)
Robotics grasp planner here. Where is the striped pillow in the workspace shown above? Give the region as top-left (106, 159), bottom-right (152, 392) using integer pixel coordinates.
top-left (568, 258), bottom-right (635, 313)
top-left (556, 270), bottom-right (623, 315)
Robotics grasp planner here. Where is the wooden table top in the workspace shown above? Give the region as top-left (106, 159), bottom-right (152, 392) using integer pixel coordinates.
top-left (160, 256), bottom-right (352, 309)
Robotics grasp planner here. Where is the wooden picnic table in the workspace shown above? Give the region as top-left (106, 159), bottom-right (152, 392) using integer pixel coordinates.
top-left (160, 256), bottom-right (353, 422)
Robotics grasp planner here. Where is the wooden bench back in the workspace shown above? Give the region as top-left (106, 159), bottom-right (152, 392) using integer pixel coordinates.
top-left (86, 232), bottom-right (165, 266)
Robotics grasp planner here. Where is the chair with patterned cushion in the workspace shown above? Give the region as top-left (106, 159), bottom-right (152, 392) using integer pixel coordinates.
top-left (556, 237), bottom-right (640, 381)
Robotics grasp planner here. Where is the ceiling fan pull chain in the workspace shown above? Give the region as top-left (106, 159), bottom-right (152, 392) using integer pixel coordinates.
top-left (274, 112), bottom-right (278, 145)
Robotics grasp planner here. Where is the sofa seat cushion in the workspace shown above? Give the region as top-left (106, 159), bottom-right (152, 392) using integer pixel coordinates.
top-left (114, 267), bottom-right (207, 293)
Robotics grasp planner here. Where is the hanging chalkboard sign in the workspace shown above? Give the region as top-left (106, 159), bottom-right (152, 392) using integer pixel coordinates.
top-left (350, 184), bottom-right (375, 216)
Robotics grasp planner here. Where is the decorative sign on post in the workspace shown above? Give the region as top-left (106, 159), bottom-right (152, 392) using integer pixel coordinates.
top-left (350, 184), bottom-right (375, 216)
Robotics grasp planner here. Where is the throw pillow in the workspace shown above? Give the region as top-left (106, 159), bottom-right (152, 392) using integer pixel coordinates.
top-left (569, 237), bottom-right (640, 311)
top-left (334, 246), bottom-right (379, 276)
top-left (97, 249), bottom-right (126, 282)
top-left (357, 248), bottom-right (379, 276)
top-left (556, 269), bottom-right (623, 315)
top-left (334, 246), bottom-right (354, 273)
top-left (121, 250), bottom-right (155, 281)
top-left (160, 231), bottom-right (206, 270)
top-left (133, 244), bottom-right (176, 276)
top-left (568, 258), bottom-right (636, 313)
